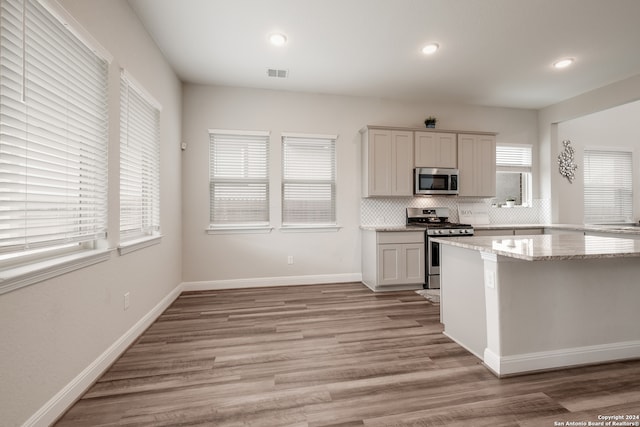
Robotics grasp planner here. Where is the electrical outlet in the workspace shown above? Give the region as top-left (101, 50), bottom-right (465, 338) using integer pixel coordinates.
top-left (287, 255), bottom-right (294, 265)
top-left (124, 292), bottom-right (130, 310)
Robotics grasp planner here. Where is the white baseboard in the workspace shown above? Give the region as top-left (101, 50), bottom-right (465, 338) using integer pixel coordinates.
top-left (181, 273), bottom-right (362, 292)
top-left (23, 284), bottom-right (184, 427)
top-left (484, 340), bottom-right (640, 377)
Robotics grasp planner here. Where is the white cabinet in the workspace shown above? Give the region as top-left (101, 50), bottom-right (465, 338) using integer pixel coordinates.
top-left (457, 134), bottom-right (496, 197)
top-left (361, 230), bottom-right (424, 291)
top-left (414, 131), bottom-right (458, 168)
top-left (361, 128), bottom-right (414, 197)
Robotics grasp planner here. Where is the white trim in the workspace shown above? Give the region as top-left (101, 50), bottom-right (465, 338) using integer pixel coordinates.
top-left (281, 132), bottom-right (338, 140)
top-left (38, 0), bottom-right (113, 62)
top-left (0, 249), bottom-right (112, 295)
top-left (208, 129), bottom-right (270, 137)
top-left (117, 235), bottom-right (163, 255)
top-left (484, 340), bottom-right (640, 377)
top-left (182, 273), bottom-right (362, 292)
top-left (206, 226), bottom-right (273, 235)
top-left (585, 145), bottom-right (633, 153)
top-left (120, 69), bottom-right (162, 111)
top-left (279, 225), bottom-right (341, 233)
top-left (23, 284), bottom-right (184, 427)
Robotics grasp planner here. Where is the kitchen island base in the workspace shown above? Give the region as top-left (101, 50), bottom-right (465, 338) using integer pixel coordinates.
top-left (439, 235), bottom-right (640, 377)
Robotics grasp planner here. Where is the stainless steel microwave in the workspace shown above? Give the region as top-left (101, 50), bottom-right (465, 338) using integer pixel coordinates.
top-left (414, 168), bottom-right (459, 195)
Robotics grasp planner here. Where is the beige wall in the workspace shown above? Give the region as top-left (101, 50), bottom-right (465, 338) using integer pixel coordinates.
top-left (538, 74), bottom-right (640, 223)
top-left (0, 1), bottom-right (182, 425)
top-left (556, 100), bottom-right (640, 224)
top-left (181, 85), bottom-right (538, 284)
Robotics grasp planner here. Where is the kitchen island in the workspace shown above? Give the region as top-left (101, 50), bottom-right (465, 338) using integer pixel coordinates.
top-left (433, 233), bottom-right (640, 377)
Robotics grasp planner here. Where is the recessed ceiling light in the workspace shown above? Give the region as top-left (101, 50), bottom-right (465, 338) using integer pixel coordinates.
top-left (553, 58), bottom-right (574, 69)
top-left (269, 33), bottom-right (287, 47)
top-left (421, 43), bottom-right (439, 55)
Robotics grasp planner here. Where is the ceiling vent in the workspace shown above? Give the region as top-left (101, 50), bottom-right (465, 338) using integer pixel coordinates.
top-left (267, 68), bottom-right (288, 78)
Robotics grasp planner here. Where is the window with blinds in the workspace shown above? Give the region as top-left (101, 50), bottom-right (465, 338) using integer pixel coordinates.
top-left (282, 134), bottom-right (337, 226)
top-left (583, 148), bottom-right (633, 224)
top-left (495, 144), bottom-right (532, 206)
top-left (120, 71), bottom-right (161, 243)
top-left (209, 130), bottom-right (269, 228)
top-left (0, 0), bottom-right (108, 258)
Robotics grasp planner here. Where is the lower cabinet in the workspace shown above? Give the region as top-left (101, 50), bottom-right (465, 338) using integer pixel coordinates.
top-left (362, 230), bottom-right (424, 291)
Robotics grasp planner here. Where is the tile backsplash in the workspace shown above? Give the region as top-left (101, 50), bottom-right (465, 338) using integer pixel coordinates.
top-left (360, 197), bottom-right (551, 226)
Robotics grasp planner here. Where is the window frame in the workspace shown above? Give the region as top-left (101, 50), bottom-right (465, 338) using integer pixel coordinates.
top-left (583, 147), bottom-right (633, 224)
top-left (0, 0), bottom-right (112, 294)
top-left (281, 132), bottom-right (339, 231)
top-left (207, 129), bottom-right (271, 233)
top-left (495, 143), bottom-right (533, 207)
top-left (118, 69), bottom-right (162, 254)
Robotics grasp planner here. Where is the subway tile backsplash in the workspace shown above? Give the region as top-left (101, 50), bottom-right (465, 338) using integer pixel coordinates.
top-left (360, 197), bottom-right (551, 226)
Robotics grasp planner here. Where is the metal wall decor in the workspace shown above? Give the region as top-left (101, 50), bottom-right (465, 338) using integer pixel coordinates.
top-left (558, 139), bottom-right (578, 183)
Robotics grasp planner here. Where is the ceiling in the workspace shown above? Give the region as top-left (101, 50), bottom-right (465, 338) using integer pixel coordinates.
top-left (128, 0), bottom-right (640, 110)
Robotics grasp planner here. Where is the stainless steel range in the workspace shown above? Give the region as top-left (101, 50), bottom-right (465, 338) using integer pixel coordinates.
top-left (406, 207), bottom-right (474, 289)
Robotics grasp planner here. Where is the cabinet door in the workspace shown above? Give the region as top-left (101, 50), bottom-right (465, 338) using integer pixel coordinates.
top-left (457, 134), bottom-right (496, 197)
top-left (367, 129), bottom-right (392, 196)
top-left (476, 135), bottom-right (496, 197)
top-left (377, 243), bottom-right (424, 286)
top-left (391, 130), bottom-right (414, 196)
top-left (403, 243), bottom-right (424, 283)
top-left (378, 244), bottom-right (402, 285)
top-left (415, 132), bottom-right (457, 168)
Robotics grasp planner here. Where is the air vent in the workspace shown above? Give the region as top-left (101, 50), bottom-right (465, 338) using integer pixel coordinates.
top-left (267, 68), bottom-right (288, 78)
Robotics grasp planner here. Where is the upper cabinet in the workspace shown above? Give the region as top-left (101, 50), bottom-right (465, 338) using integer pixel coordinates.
top-left (361, 125), bottom-right (497, 198)
top-left (414, 131), bottom-right (457, 168)
top-left (361, 127), bottom-right (414, 197)
top-left (457, 133), bottom-right (496, 197)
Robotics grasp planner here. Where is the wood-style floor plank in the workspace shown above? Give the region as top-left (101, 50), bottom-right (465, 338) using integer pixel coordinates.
top-left (54, 282), bottom-right (640, 426)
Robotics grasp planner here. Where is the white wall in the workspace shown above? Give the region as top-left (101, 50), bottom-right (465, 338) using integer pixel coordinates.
top-left (538, 74), bottom-right (640, 223)
top-left (181, 85), bottom-right (538, 284)
top-left (556, 101), bottom-right (640, 224)
top-left (0, 1), bottom-right (182, 426)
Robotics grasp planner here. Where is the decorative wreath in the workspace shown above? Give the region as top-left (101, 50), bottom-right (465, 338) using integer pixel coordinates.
top-left (558, 140), bottom-right (578, 183)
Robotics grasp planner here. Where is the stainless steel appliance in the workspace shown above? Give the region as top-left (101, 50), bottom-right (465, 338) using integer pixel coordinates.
top-left (406, 207), bottom-right (473, 289)
top-left (414, 168), bottom-right (459, 196)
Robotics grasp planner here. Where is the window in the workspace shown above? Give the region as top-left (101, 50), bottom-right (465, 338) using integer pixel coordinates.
top-left (0, 0), bottom-right (108, 273)
top-left (583, 148), bottom-right (632, 224)
top-left (119, 70), bottom-right (161, 247)
top-left (209, 130), bottom-right (269, 229)
top-left (282, 133), bottom-right (337, 227)
top-left (495, 144), bottom-right (532, 207)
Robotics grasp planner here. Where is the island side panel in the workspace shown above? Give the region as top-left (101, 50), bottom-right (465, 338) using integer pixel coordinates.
top-left (489, 256), bottom-right (640, 375)
top-left (440, 244), bottom-right (487, 359)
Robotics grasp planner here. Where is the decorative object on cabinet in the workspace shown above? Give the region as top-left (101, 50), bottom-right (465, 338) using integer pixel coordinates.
top-left (424, 116), bottom-right (437, 128)
top-left (558, 139), bottom-right (578, 183)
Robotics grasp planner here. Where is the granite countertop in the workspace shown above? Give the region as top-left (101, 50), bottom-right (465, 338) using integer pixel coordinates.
top-left (363, 223), bottom-right (640, 236)
top-left (360, 225), bottom-right (426, 232)
top-left (432, 233), bottom-right (640, 261)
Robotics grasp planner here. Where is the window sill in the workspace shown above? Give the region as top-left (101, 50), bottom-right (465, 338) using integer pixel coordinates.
top-left (206, 226), bottom-right (274, 235)
top-left (118, 235), bottom-right (163, 255)
top-left (0, 249), bottom-right (113, 295)
top-left (280, 225), bottom-right (342, 233)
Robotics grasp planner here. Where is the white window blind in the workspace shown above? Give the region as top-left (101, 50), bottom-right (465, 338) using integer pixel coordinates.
top-left (120, 70), bottom-right (161, 242)
top-left (209, 130), bottom-right (269, 227)
top-left (496, 144), bottom-right (532, 171)
top-left (583, 148), bottom-right (633, 224)
top-left (0, 0), bottom-right (108, 255)
top-left (282, 134), bottom-right (336, 226)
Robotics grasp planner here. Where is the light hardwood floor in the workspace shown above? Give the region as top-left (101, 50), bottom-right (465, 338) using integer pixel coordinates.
top-left (55, 282), bottom-right (640, 426)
